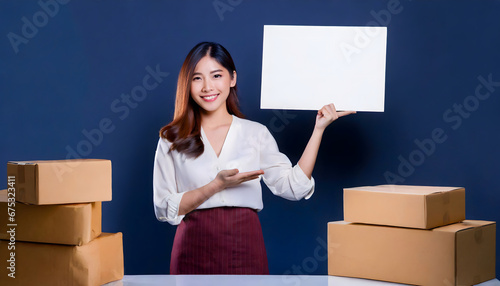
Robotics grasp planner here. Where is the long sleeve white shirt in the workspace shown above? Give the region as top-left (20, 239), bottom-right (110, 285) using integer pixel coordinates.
top-left (153, 115), bottom-right (315, 225)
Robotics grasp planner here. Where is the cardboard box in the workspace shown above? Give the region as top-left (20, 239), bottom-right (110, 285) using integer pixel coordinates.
top-left (0, 189), bottom-right (101, 245)
top-left (328, 220), bottom-right (496, 286)
top-left (0, 232), bottom-right (124, 286)
top-left (344, 185), bottom-right (466, 229)
top-left (7, 159), bottom-right (112, 204)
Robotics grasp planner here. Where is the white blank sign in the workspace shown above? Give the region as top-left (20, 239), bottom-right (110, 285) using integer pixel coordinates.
top-left (260, 25), bottom-right (387, 112)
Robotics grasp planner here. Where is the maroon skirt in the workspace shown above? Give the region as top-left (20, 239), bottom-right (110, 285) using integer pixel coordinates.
top-left (170, 207), bottom-right (269, 274)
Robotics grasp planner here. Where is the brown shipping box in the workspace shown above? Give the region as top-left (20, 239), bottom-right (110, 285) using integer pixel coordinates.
top-left (328, 220), bottom-right (496, 286)
top-left (344, 185), bottom-right (465, 229)
top-left (0, 232), bottom-right (124, 286)
top-left (0, 190), bottom-right (101, 245)
top-left (7, 159), bottom-right (112, 204)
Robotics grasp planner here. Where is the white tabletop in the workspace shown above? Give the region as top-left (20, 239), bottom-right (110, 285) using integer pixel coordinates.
top-left (104, 275), bottom-right (500, 286)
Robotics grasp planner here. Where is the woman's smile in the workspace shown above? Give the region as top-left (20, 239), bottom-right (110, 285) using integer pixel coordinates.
top-left (200, 94), bottom-right (219, 102)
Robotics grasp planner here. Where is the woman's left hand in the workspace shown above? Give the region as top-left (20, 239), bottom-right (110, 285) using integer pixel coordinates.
top-left (315, 103), bottom-right (356, 131)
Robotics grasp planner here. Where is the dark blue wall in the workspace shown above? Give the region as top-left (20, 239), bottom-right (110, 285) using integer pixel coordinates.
top-left (1, 0), bottom-right (499, 277)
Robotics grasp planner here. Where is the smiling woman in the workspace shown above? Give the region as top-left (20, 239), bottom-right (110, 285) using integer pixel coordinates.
top-left (153, 42), bottom-right (354, 275)
top-left (159, 42), bottom-right (243, 158)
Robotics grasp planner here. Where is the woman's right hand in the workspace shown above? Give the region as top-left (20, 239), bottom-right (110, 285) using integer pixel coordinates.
top-left (213, 169), bottom-right (264, 190)
top-left (179, 169), bottom-right (264, 216)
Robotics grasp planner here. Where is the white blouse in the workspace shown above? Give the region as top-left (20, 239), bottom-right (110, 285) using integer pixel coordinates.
top-left (153, 115), bottom-right (315, 225)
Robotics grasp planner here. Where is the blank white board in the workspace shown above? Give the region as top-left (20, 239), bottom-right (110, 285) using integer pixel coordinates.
top-left (261, 25), bottom-right (387, 112)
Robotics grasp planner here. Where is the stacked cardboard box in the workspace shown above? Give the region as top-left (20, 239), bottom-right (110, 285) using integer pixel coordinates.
top-left (328, 184), bottom-right (496, 285)
top-left (0, 159), bottom-right (124, 286)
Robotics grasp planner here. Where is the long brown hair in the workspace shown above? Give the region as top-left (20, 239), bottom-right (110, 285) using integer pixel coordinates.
top-left (159, 42), bottom-right (244, 158)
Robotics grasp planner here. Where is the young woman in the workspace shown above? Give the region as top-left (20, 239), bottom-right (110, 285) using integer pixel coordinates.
top-left (153, 42), bottom-right (355, 275)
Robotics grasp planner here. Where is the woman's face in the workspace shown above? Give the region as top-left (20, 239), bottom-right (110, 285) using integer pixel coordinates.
top-left (190, 55), bottom-right (236, 115)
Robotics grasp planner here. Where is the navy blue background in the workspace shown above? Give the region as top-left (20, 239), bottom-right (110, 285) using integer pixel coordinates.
top-left (1, 0), bottom-right (499, 277)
